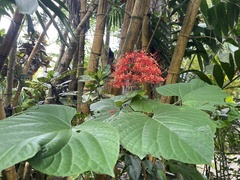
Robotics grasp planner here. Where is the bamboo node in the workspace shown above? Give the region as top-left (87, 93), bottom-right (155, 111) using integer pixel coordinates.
top-left (131, 15), bottom-right (143, 20)
top-left (179, 33), bottom-right (190, 39)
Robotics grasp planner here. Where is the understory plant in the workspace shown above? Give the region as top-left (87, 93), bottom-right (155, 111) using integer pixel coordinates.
top-left (111, 50), bottom-right (165, 88)
top-left (0, 79), bottom-right (237, 179)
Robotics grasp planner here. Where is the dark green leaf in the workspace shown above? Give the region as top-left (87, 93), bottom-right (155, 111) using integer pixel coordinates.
top-left (224, 38), bottom-right (239, 47)
top-left (26, 14), bottom-right (35, 35)
top-left (40, 0), bottom-right (76, 42)
top-left (200, 0), bottom-right (209, 17)
top-left (125, 154), bottom-right (142, 180)
top-left (213, 64), bottom-right (224, 88)
top-left (220, 56), bottom-right (235, 81)
top-left (234, 49), bottom-right (240, 71)
top-left (35, 10), bottom-right (49, 38)
top-left (216, 2), bottom-right (228, 36)
top-left (168, 162), bottom-right (204, 180)
top-left (38, 1), bottom-right (70, 47)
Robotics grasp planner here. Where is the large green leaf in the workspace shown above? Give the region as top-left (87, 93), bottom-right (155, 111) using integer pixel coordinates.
top-left (156, 79), bottom-right (227, 111)
top-left (0, 105), bottom-right (119, 177)
top-left (89, 99), bottom-right (120, 122)
top-left (111, 104), bottom-right (216, 164)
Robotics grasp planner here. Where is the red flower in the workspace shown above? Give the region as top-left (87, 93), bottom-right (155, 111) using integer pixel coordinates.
top-left (111, 50), bottom-right (164, 88)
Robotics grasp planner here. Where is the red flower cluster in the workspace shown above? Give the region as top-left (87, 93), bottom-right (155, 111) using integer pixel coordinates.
top-left (111, 50), bottom-right (164, 88)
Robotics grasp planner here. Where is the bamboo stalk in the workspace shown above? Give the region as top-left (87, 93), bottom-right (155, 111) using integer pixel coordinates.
top-left (0, 8), bottom-right (24, 71)
top-left (87, 0), bottom-right (108, 73)
top-left (160, 0), bottom-right (202, 103)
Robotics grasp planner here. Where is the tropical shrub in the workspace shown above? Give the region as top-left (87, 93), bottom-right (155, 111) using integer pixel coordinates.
top-left (111, 51), bottom-right (164, 88)
top-left (0, 79), bottom-right (234, 179)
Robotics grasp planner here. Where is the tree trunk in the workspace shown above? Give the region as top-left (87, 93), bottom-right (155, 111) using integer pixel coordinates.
top-left (87, 0), bottom-right (108, 73)
top-left (141, 0), bottom-right (151, 98)
top-left (120, 0), bottom-right (146, 54)
top-left (54, 0), bottom-right (97, 74)
top-left (68, 50), bottom-right (78, 97)
top-left (0, 8), bottom-right (24, 71)
top-left (118, 0), bottom-right (135, 56)
top-left (142, 0), bottom-right (150, 51)
top-left (160, 0), bottom-right (202, 103)
top-left (12, 13), bottom-right (56, 107)
top-left (4, 40), bottom-right (17, 108)
top-left (77, 0), bottom-right (88, 114)
top-left (101, 3), bottom-right (112, 67)
top-left (55, 29), bottom-right (68, 70)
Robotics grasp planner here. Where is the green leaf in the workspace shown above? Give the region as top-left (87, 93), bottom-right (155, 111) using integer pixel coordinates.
top-left (0, 105), bottom-right (119, 177)
top-left (224, 38), bottom-right (239, 47)
top-left (130, 95), bottom-right (160, 113)
top-left (111, 104), bottom-right (216, 164)
top-left (234, 49), bottom-right (240, 71)
top-left (167, 161), bottom-right (204, 180)
top-left (112, 90), bottom-right (146, 106)
top-left (89, 99), bottom-right (120, 122)
top-left (16, 0), bottom-right (38, 14)
top-left (101, 65), bottom-right (111, 78)
top-left (156, 79), bottom-right (227, 111)
top-left (40, 0), bottom-right (76, 42)
top-left (227, 2), bottom-right (239, 29)
top-left (35, 10), bottom-right (49, 38)
top-left (216, 2), bottom-right (228, 36)
top-left (220, 55), bottom-right (235, 81)
top-left (125, 154), bottom-right (142, 180)
top-left (79, 75), bottom-right (96, 82)
top-left (213, 64), bottom-right (224, 88)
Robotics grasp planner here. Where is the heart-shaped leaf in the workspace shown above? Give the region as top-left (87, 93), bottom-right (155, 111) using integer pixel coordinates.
top-left (0, 105), bottom-right (119, 177)
top-left (111, 103), bottom-right (216, 164)
top-left (157, 79), bottom-right (227, 111)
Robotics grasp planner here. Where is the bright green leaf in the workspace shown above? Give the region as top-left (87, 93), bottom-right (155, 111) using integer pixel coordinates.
top-left (157, 79), bottom-right (227, 111)
top-left (111, 104), bottom-right (216, 164)
top-left (130, 95), bottom-right (160, 113)
top-left (0, 105), bottom-right (119, 177)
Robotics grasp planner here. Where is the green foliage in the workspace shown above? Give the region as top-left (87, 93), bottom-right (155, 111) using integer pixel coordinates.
top-left (0, 105), bottom-right (120, 176)
top-left (91, 80), bottom-right (227, 164)
top-left (0, 77), bottom-right (235, 178)
top-left (157, 79), bottom-right (227, 111)
top-left (167, 161), bottom-right (203, 180)
top-left (80, 65), bottom-right (111, 101)
top-left (111, 105), bottom-right (215, 164)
